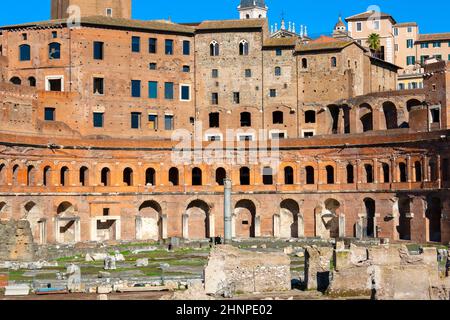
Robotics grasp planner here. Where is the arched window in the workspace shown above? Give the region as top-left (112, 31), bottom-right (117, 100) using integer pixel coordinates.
top-left (365, 164), bottom-right (374, 183)
top-left (382, 163), bottom-right (390, 183)
top-left (145, 168), bottom-right (156, 186)
top-left (272, 111), bottom-right (283, 124)
top-left (239, 40), bottom-right (249, 56)
top-left (326, 166), bottom-right (335, 184)
top-left (275, 66), bottom-right (281, 76)
top-left (123, 167), bottom-right (133, 186)
top-left (192, 167), bottom-right (202, 186)
top-left (262, 167), bottom-right (273, 185)
top-left (305, 166), bottom-right (315, 185)
top-left (399, 162), bottom-right (407, 183)
top-left (80, 166), bottom-right (89, 186)
top-left (43, 166), bottom-right (51, 186)
top-left (28, 77), bottom-right (36, 87)
top-left (19, 44), bottom-right (31, 61)
top-left (10, 77), bottom-right (21, 85)
top-left (301, 58), bottom-right (308, 69)
top-left (305, 110), bottom-right (316, 123)
top-left (284, 166), bottom-right (294, 185)
top-left (48, 42), bottom-right (61, 59)
top-left (414, 161), bottom-right (422, 182)
top-left (240, 167), bottom-right (250, 185)
top-left (215, 167), bottom-right (226, 185)
top-left (27, 165), bottom-right (36, 186)
top-left (169, 167), bottom-right (179, 186)
top-left (12, 165), bottom-right (19, 186)
top-left (331, 57), bottom-right (337, 67)
top-left (346, 164), bottom-right (354, 184)
top-left (240, 112), bottom-right (251, 127)
top-left (210, 41), bottom-right (219, 56)
top-left (60, 166), bottom-right (69, 186)
top-left (101, 167), bottom-right (111, 186)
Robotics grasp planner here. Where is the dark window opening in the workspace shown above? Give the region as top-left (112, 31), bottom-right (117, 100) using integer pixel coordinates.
top-left (192, 168), bottom-right (202, 186)
top-left (284, 166), bottom-right (294, 185)
top-left (149, 38), bottom-right (157, 53)
top-left (43, 166), bottom-right (51, 186)
top-left (123, 168), bottom-right (133, 186)
top-left (93, 41), bottom-right (104, 59)
top-left (233, 92), bottom-right (240, 104)
top-left (44, 107), bottom-right (55, 121)
top-left (239, 41), bottom-right (249, 56)
top-left (240, 112), bottom-right (251, 127)
top-left (10, 77), bottom-right (21, 85)
top-left (60, 167), bottom-right (69, 186)
top-left (273, 111), bottom-right (283, 124)
top-left (169, 167), bottom-right (179, 186)
top-left (93, 77), bottom-right (104, 95)
top-left (399, 162), bottom-right (407, 183)
top-left (79, 166), bottom-right (88, 186)
top-left (19, 44), bottom-right (30, 61)
top-left (382, 163), bottom-right (390, 183)
top-left (211, 92), bottom-right (219, 105)
top-left (443, 159), bottom-right (449, 182)
top-left (28, 77), bottom-right (36, 87)
top-left (165, 39), bottom-right (174, 55)
top-left (131, 36), bottom-right (140, 52)
top-left (301, 58), bottom-right (308, 69)
top-left (240, 167), bottom-right (250, 185)
top-left (209, 112), bottom-right (219, 128)
top-left (305, 166), bottom-right (315, 185)
top-left (415, 161), bottom-right (422, 182)
top-left (131, 112), bottom-right (141, 129)
top-left (262, 167), bottom-right (273, 185)
top-left (326, 166), bottom-right (335, 184)
top-left (145, 168), bottom-right (156, 186)
top-left (365, 164), bottom-right (374, 183)
top-left (164, 82), bottom-right (174, 100)
top-left (215, 168), bottom-right (226, 186)
top-left (48, 42), bottom-right (61, 59)
top-left (101, 168), bottom-right (111, 186)
top-left (48, 79), bottom-right (62, 91)
top-left (212, 69), bottom-right (219, 78)
top-left (183, 40), bottom-right (190, 55)
top-left (131, 80), bottom-right (141, 97)
top-left (305, 110), bottom-right (316, 123)
top-left (93, 112), bottom-right (104, 128)
top-left (346, 164), bottom-right (354, 183)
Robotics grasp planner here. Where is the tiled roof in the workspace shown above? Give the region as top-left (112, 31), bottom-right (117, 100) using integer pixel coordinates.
top-left (196, 19), bottom-right (266, 31)
top-left (416, 33), bottom-right (450, 43)
top-left (345, 10), bottom-right (396, 23)
top-left (295, 40), bottom-right (354, 53)
top-left (1, 15), bottom-right (196, 34)
top-left (394, 22), bottom-right (417, 28)
top-left (263, 37), bottom-right (297, 48)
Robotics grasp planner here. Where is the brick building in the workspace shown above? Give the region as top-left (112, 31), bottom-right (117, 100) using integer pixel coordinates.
top-left (0, 0), bottom-right (449, 244)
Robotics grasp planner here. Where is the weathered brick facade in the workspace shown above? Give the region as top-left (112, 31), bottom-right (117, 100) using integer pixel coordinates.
top-left (0, 2), bottom-right (449, 245)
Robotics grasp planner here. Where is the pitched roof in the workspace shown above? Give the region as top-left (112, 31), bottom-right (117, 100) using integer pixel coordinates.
top-left (195, 19), bottom-right (266, 31)
top-left (1, 15), bottom-right (195, 34)
top-left (263, 37), bottom-right (297, 48)
top-left (416, 32), bottom-right (450, 43)
top-left (239, 0), bottom-right (266, 9)
top-left (295, 39), bottom-right (354, 53)
top-left (345, 10), bottom-right (396, 24)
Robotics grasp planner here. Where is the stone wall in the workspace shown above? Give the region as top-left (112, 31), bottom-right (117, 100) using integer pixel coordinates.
top-left (0, 220), bottom-right (36, 261)
top-left (204, 245), bottom-right (291, 295)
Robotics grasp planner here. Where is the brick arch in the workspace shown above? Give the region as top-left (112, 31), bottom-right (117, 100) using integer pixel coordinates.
top-left (183, 199), bottom-right (212, 240)
top-left (233, 199), bottom-right (257, 238)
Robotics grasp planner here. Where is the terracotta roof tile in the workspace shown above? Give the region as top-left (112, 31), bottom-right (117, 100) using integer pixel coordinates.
top-left (394, 22), bottom-right (417, 28)
top-left (345, 11), bottom-right (396, 24)
top-left (295, 39), bottom-right (353, 53)
top-left (263, 37), bottom-right (297, 48)
top-left (416, 33), bottom-right (450, 43)
top-left (196, 19), bottom-right (266, 31)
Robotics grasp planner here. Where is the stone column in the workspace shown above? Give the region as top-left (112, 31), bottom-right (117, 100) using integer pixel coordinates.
top-left (423, 155), bottom-right (429, 182)
top-left (273, 214), bottom-right (280, 237)
top-left (338, 214), bottom-right (346, 238)
top-left (255, 215), bottom-right (261, 237)
top-left (407, 156), bottom-right (412, 183)
top-left (182, 214), bottom-right (189, 239)
top-left (373, 158), bottom-right (379, 183)
top-left (391, 157), bottom-right (397, 183)
top-left (224, 178), bottom-right (232, 243)
top-left (161, 214), bottom-right (168, 239)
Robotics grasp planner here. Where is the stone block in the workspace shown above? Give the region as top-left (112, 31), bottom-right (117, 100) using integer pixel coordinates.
top-left (4, 284), bottom-right (30, 296)
top-left (97, 285), bottom-right (113, 294)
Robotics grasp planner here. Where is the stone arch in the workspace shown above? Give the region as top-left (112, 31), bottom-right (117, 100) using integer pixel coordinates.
top-left (426, 196), bottom-right (441, 243)
top-left (215, 167), bottom-right (226, 186)
top-left (43, 166), bottom-right (52, 186)
top-left (79, 166), bottom-right (89, 186)
top-left (22, 201), bottom-right (46, 244)
top-left (184, 200), bottom-right (211, 240)
top-left (168, 167), bottom-right (179, 186)
top-left (210, 40), bottom-right (219, 56)
top-left (56, 201), bottom-right (79, 244)
top-left (60, 166), bottom-right (69, 186)
top-left (137, 200), bottom-right (164, 241)
top-left (326, 165), bottom-right (335, 184)
top-left (27, 165), bottom-right (37, 186)
top-left (10, 76), bottom-right (21, 85)
top-left (192, 167), bottom-right (203, 186)
top-left (0, 201), bottom-right (7, 218)
top-left (316, 198), bottom-right (341, 239)
top-left (359, 103), bottom-right (373, 132)
top-left (239, 39), bottom-right (249, 56)
top-left (276, 199), bottom-right (303, 238)
top-left (382, 101), bottom-right (398, 129)
top-left (284, 166), bottom-right (294, 185)
top-left (101, 167), bottom-right (111, 186)
top-left (234, 199), bottom-right (257, 238)
top-left (12, 164), bottom-right (20, 186)
top-left (123, 167), bottom-right (134, 186)
top-left (145, 167), bottom-right (156, 186)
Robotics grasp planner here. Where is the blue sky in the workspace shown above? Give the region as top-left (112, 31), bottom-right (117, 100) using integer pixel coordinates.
top-left (1, 0), bottom-right (449, 36)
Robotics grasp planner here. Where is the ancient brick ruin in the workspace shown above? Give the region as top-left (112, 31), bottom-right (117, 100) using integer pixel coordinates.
top-left (0, 220), bottom-right (35, 261)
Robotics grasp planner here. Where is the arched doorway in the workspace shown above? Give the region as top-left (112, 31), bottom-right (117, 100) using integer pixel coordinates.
top-left (317, 199), bottom-right (341, 239)
top-left (22, 201), bottom-right (46, 245)
top-left (398, 197), bottom-right (412, 240)
top-left (56, 202), bottom-right (80, 244)
top-left (426, 197), bottom-right (441, 243)
top-left (234, 200), bottom-right (256, 238)
top-left (359, 104), bottom-right (373, 132)
top-left (277, 199), bottom-right (302, 238)
top-left (184, 200), bottom-right (210, 240)
top-left (363, 198), bottom-right (376, 238)
top-left (137, 200), bottom-right (163, 241)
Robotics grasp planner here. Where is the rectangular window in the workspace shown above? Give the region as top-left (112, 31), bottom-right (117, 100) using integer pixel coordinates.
top-left (165, 115), bottom-right (174, 130)
top-left (148, 114), bottom-right (158, 130)
top-left (275, 48), bottom-right (282, 56)
top-left (93, 41), bottom-right (104, 59)
top-left (406, 56), bottom-right (415, 66)
top-left (209, 113), bottom-right (219, 128)
top-left (394, 44), bottom-right (399, 52)
top-left (93, 77), bottom-right (104, 95)
top-left (131, 80), bottom-right (141, 97)
top-left (433, 41), bottom-right (441, 48)
top-left (373, 20), bottom-right (380, 30)
top-left (408, 26), bottom-right (413, 32)
top-left (164, 82), bottom-right (174, 100)
top-left (271, 132), bottom-right (286, 140)
top-left (303, 131), bottom-right (314, 138)
top-left (212, 69), bottom-right (219, 78)
top-left (393, 28), bottom-right (398, 36)
top-left (211, 92), bottom-right (219, 105)
top-left (47, 78), bottom-right (62, 91)
top-left (106, 8), bottom-right (113, 17)
top-left (420, 55), bottom-right (428, 64)
top-left (52, 31), bottom-right (58, 38)
top-left (180, 85), bottom-right (190, 101)
top-left (149, 62), bottom-right (157, 70)
top-left (148, 81), bottom-right (158, 99)
top-left (430, 108), bottom-right (440, 123)
top-left (406, 39), bottom-right (414, 48)
top-left (436, 54), bottom-right (442, 60)
top-left (448, 54), bottom-right (450, 61)
top-left (245, 69), bottom-right (252, 77)
top-left (183, 40), bottom-right (190, 55)
top-left (182, 65), bottom-right (190, 72)
top-left (165, 39), bottom-right (174, 55)
top-left (93, 112), bottom-right (104, 128)
top-left (269, 89), bottom-right (277, 97)
top-left (131, 112), bottom-right (141, 129)
top-left (233, 92), bottom-right (240, 104)
top-left (149, 38), bottom-right (157, 53)
top-left (420, 43), bottom-right (429, 48)
top-left (44, 108), bottom-right (55, 121)
top-left (131, 36), bottom-right (140, 52)
top-left (356, 22), bottom-right (362, 31)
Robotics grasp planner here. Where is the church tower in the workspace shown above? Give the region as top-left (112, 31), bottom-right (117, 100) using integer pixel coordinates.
top-left (238, 0), bottom-right (268, 19)
top-left (51, 0), bottom-right (132, 20)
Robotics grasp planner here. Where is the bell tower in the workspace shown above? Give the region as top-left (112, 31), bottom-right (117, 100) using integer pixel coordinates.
top-left (238, 0), bottom-right (268, 19)
top-left (51, 0), bottom-right (132, 20)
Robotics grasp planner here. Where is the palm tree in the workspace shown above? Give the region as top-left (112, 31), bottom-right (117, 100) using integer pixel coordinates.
top-left (367, 33), bottom-right (381, 58)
